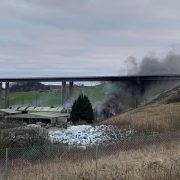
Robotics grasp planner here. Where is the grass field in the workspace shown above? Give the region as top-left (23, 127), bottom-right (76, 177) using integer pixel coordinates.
top-left (0, 84), bottom-right (106, 107)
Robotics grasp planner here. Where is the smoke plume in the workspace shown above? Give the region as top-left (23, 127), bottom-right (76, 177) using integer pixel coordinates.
top-left (97, 52), bottom-right (180, 120)
top-left (138, 52), bottom-right (180, 75)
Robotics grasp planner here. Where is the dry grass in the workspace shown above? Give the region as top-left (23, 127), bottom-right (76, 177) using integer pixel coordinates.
top-left (97, 85), bottom-right (180, 134)
top-left (99, 103), bottom-right (180, 134)
top-left (0, 140), bottom-right (179, 180)
top-left (149, 85), bottom-right (180, 104)
top-left (1, 87), bottom-right (180, 179)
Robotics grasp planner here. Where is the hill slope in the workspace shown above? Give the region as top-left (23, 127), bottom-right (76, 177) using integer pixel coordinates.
top-left (99, 85), bottom-right (180, 134)
top-left (149, 85), bottom-right (180, 104)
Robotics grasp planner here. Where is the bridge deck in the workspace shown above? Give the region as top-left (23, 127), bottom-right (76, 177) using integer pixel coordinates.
top-left (0, 75), bottom-right (180, 82)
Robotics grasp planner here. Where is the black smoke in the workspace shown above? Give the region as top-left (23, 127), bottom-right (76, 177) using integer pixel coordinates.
top-left (96, 52), bottom-right (180, 120)
top-left (138, 53), bottom-right (180, 75)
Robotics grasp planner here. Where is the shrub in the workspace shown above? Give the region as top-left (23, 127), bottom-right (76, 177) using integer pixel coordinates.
top-left (70, 94), bottom-right (94, 124)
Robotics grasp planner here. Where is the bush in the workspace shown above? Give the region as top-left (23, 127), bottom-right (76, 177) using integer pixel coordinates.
top-left (0, 127), bottom-right (50, 149)
top-left (22, 146), bottom-right (47, 161)
top-left (70, 94), bottom-right (94, 124)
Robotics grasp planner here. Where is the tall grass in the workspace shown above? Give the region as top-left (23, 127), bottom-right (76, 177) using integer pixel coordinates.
top-left (1, 140), bottom-right (179, 180)
top-left (100, 103), bottom-right (180, 134)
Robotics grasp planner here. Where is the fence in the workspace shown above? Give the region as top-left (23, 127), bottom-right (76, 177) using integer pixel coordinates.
top-left (0, 132), bottom-right (180, 180)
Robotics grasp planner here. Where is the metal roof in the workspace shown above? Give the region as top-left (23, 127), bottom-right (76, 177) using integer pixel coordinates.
top-left (18, 106), bottom-right (28, 111)
top-left (33, 107), bottom-right (43, 111)
top-left (26, 106), bottom-right (36, 111)
top-left (40, 107), bottom-right (51, 111)
top-left (48, 107), bottom-right (59, 112)
top-left (6, 112), bottom-right (69, 119)
top-left (57, 107), bottom-right (64, 112)
top-left (6, 113), bottom-right (52, 120)
top-left (0, 109), bottom-right (22, 114)
top-left (30, 112), bottom-right (69, 118)
top-left (1, 106), bottom-right (67, 115)
top-left (27, 106), bottom-right (64, 112)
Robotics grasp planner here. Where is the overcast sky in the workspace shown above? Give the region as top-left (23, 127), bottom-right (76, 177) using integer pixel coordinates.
top-left (1, 0), bottom-right (180, 77)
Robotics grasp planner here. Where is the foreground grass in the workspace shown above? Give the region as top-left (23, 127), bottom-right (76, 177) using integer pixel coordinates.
top-left (99, 103), bottom-right (180, 134)
top-left (1, 139), bottom-right (179, 180)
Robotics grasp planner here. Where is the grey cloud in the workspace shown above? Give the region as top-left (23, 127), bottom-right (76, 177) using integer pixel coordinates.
top-left (0, 0), bottom-right (180, 77)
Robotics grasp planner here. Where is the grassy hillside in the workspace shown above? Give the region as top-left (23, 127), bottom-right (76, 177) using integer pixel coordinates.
top-left (3, 83), bottom-right (106, 107)
top-left (98, 85), bottom-right (180, 134)
top-left (100, 103), bottom-right (180, 134)
top-left (76, 84), bottom-right (106, 103)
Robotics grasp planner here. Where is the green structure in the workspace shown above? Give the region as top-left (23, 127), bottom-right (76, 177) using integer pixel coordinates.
top-left (6, 112), bottom-right (68, 124)
top-left (0, 106), bottom-right (69, 124)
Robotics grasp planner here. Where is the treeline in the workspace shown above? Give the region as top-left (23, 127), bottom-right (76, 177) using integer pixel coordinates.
top-left (10, 82), bottom-right (50, 92)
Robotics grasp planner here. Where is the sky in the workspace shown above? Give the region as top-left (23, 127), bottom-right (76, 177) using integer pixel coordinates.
top-left (1, 0), bottom-right (180, 77)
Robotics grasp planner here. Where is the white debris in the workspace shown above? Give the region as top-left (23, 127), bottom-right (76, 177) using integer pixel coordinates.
top-left (27, 124), bottom-right (42, 128)
top-left (48, 125), bottom-right (134, 146)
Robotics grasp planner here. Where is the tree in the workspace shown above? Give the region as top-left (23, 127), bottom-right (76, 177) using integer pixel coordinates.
top-left (10, 82), bottom-right (50, 92)
top-left (70, 94), bottom-right (94, 124)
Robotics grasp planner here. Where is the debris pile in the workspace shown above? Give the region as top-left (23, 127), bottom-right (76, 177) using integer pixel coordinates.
top-left (49, 125), bottom-right (134, 146)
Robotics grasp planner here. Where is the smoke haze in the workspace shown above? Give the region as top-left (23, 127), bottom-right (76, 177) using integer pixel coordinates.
top-left (97, 52), bottom-right (180, 119)
top-left (138, 52), bottom-right (180, 75)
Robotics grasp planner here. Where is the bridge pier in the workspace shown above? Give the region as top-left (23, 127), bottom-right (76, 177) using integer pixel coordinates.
top-left (131, 85), bottom-right (138, 108)
top-left (61, 81), bottom-right (67, 105)
top-left (0, 82), bottom-right (2, 108)
top-left (69, 81), bottom-right (74, 98)
top-left (5, 82), bottom-right (10, 108)
top-left (130, 79), bottom-right (145, 108)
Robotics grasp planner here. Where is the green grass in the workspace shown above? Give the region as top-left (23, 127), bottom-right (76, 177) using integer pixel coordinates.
top-left (8, 90), bottom-right (63, 107)
top-left (10, 91), bottom-right (40, 106)
top-left (75, 84), bottom-right (106, 104)
top-left (2, 84), bottom-right (106, 107)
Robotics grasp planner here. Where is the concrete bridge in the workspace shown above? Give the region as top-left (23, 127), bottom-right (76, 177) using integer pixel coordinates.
top-left (1, 74), bottom-right (180, 108)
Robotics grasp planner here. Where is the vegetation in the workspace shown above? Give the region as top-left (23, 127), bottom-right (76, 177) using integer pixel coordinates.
top-left (79, 84), bottom-right (106, 102)
top-left (99, 103), bottom-right (180, 134)
top-left (0, 84), bottom-right (180, 179)
top-left (0, 84), bottom-right (105, 107)
top-left (10, 82), bottom-right (50, 92)
top-left (1, 139), bottom-right (179, 180)
top-left (97, 85), bottom-right (180, 134)
top-left (70, 94), bottom-right (94, 124)
top-left (0, 127), bottom-right (49, 149)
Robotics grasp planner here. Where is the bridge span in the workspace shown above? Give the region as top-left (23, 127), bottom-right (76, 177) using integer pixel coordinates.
top-left (1, 74), bottom-right (180, 82)
top-left (1, 74), bottom-right (180, 108)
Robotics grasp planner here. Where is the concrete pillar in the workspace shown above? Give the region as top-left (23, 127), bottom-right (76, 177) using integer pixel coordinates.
top-left (5, 82), bottom-right (10, 108)
top-left (0, 82), bottom-right (2, 108)
top-left (131, 85), bottom-right (136, 108)
top-left (131, 82), bottom-right (141, 108)
top-left (61, 81), bottom-right (67, 105)
top-left (69, 81), bottom-right (74, 98)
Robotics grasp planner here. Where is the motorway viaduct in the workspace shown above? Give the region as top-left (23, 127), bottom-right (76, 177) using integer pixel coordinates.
top-left (1, 75), bottom-right (180, 108)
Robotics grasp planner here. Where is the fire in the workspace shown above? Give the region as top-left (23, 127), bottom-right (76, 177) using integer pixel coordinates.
top-left (101, 94), bottom-right (120, 119)
top-left (109, 104), bottom-right (116, 116)
top-left (111, 111), bottom-right (116, 116)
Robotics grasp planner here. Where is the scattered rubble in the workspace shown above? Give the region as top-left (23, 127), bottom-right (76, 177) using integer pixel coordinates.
top-left (49, 125), bottom-right (134, 146)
